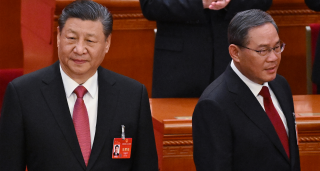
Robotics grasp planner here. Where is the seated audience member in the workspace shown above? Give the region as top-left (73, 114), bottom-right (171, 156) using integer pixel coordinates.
top-left (0, 1), bottom-right (158, 170)
top-left (305, 0), bottom-right (320, 93)
top-left (192, 9), bottom-right (300, 171)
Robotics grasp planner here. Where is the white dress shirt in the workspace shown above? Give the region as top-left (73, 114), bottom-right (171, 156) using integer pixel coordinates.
top-left (231, 60), bottom-right (288, 135)
top-left (60, 65), bottom-right (98, 147)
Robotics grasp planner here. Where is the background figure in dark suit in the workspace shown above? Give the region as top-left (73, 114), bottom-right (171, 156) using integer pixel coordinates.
top-left (305, 0), bottom-right (320, 93)
top-left (140, 0), bottom-right (272, 97)
top-left (192, 9), bottom-right (300, 170)
top-left (0, 1), bottom-right (158, 170)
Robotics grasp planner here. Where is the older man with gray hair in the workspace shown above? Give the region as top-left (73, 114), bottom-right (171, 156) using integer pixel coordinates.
top-left (192, 9), bottom-right (300, 171)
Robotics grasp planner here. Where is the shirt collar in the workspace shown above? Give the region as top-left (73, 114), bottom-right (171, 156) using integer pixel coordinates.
top-left (230, 60), bottom-right (269, 97)
top-left (60, 65), bottom-right (98, 98)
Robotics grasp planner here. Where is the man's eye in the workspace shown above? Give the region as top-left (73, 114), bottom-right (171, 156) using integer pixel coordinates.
top-left (87, 40), bottom-right (93, 43)
top-left (67, 37), bottom-right (75, 40)
top-left (259, 49), bottom-right (267, 53)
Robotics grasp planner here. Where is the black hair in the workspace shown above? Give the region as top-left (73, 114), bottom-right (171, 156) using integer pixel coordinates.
top-left (58, 0), bottom-right (113, 38)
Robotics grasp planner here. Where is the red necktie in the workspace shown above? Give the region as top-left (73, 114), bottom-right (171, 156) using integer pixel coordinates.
top-left (259, 86), bottom-right (290, 159)
top-left (73, 86), bottom-right (91, 166)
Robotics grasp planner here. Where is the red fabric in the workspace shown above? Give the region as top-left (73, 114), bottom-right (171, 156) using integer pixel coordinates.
top-left (0, 68), bottom-right (23, 111)
top-left (21, 0), bottom-right (54, 44)
top-left (0, 0), bottom-right (24, 69)
top-left (21, 0), bottom-right (56, 74)
top-left (73, 86), bottom-right (91, 166)
top-left (310, 23), bottom-right (320, 94)
top-left (259, 86), bottom-right (290, 159)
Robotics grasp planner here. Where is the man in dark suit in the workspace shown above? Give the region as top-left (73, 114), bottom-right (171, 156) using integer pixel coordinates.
top-left (305, 0), bottom-right (320, 93)
top-left (192, 9), bottom-right (301, 170)
top-left (140, 0), bottom-right (272, 97)
top-left (0, 1), bottom-right (158, 170)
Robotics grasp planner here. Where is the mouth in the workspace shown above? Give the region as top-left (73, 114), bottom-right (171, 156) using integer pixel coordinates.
top-left (265, 65), bottom-right (277, 73)
top-left (72, 59), bottom-right (87, 64)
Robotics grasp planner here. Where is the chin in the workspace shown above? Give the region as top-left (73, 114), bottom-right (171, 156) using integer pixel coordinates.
top-left (70, 68), bottom-right (86, 75)
top-left (265, 75), bottom-right (277, 82)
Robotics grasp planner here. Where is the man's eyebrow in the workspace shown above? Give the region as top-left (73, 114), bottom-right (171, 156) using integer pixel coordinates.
top-left (87, 33), bottom-right (95, 36)
top-left (65, 29), bottom-right (76, 33)
top-left (257, 40), bottom-right (281, 47)
top-left (86, 33), bottom-right (98, 38)
top-left (64, 30), bottom-right (97, 38)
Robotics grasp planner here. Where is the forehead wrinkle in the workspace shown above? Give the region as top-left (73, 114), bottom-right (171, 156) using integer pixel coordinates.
top-left (256, 39), bottom-right (280, 47)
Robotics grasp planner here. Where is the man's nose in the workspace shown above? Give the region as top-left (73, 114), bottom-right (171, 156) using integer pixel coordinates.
top-left (73, 40), bottom-right (87, 54)
top-left (267, 49), bottom-right (280, 61)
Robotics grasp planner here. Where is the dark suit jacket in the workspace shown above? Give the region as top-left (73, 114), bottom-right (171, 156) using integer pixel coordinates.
top-left (311, 32), bottom-right (320, 89)
top-left (305, 0), bottom-right (320, 11)
top-left (192, 65), bottom-right (300, 171)
top-left (140, 0), bottom-right (272, 97)
top-left (0, 62), bottom-right (158, 171)
top-left (305, 0), bottom-right (320, 91)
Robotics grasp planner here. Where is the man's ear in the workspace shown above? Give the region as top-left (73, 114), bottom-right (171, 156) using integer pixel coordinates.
top-left (57, 27), bottom-right (60, 48)
top-left (229, 44), bottom-right (241, 63)
top-left (105, 34), bottom-right (112, 53)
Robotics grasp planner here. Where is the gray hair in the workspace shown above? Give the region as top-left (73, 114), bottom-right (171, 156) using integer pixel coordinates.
top-left (228, 9), bottom-right (278, 46)
top-left (58, 0), bottom-right (113, 39)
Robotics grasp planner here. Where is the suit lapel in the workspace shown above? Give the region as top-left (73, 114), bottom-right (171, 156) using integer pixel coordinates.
top-left (224, 66), bottom-right (289, 162)
top-left (40, 62), bottom-right (86, 170)
top-left (86, 67), bottom-right (119, 171)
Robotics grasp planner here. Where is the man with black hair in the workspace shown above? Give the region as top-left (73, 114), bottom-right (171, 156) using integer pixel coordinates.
top-left (0, 1), bottom-right (158, 170)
